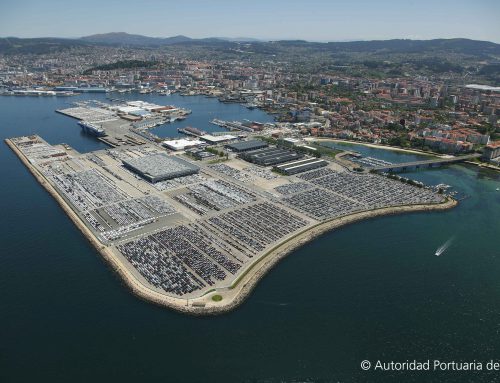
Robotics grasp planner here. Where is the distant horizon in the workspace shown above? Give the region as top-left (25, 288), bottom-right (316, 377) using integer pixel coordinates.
top-left (1, 0), bottom-right (499, 44)
top-left (2, 32), bottom-right (500, 45)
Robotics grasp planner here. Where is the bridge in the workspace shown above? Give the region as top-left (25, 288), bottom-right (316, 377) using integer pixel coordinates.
top-left (371, 153), bottom-right (481, 173)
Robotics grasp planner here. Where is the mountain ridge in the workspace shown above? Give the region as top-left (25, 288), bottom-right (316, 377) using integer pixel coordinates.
top-left (0, 33), bottom-right (499, 58)
top-left (79, 32), bottom-right (261, 45)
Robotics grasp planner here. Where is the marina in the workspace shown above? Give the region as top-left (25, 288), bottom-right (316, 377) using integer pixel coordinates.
top-left (344, 153), bottom-right (394, 168)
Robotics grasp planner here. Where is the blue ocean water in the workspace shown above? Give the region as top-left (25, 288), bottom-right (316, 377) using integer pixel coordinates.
top-left (0, 94), bottom-right (499, 383)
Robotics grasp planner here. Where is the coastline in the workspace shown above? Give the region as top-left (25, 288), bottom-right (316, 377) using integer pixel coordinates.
top-left (311, 137), bottom-right (440, 157)
top-left (6, 138), bottom-right (457, 315)
top-left (313, 138), bottom-right (500, 173)
top-left (5, 138), bottom-right (197, 314)
top-left (464, 160), bottom-right (500, 172)
top-left (211, 197), bottom-right (457, 314)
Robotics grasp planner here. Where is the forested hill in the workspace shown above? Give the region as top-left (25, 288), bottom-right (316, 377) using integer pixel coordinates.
top-left (1, 34), bottom-right (499, 58)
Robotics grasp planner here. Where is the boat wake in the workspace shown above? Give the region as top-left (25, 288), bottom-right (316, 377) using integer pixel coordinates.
top-left (257, 301), bottom-right (290, 307)
top-left (435, 237), bottom-right (455, 256)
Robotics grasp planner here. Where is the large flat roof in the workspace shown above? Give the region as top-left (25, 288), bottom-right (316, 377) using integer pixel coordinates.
top-left (276, 158), bottom-right (328, 171)
top-left (162, 139), bottom-right (203, 150)
top-left (123, 153), bottom-right (199, 181)
top-left (200, 134), bottom-right (236, 143)
top-left (226, 140), bottom-right (268, 151)
top-left (241, 147), bottom-right (303, 166)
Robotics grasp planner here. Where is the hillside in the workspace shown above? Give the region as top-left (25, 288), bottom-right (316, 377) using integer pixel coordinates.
top-left (80, 32), bottom-right (193, 46)
top-left (1, 34), bottom-right (499, 58)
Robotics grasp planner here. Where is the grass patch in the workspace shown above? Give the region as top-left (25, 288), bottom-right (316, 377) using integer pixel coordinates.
top-left (310, 141), bottom-right (342, 157)
top-left (211, 294), bottom-right (223, 302)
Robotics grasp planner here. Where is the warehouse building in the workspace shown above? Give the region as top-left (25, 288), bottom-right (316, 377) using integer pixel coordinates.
top-left (162, 138), bottom-right (204, 151)
top-left (200, 134), bottom-right (237, 144)
top-left (274, 158), bottom-right (328, 175)
top-left (240, 147), bottom-right (304, 166)
top-left (123, 153), bottom-right (199, 183)
top-left (187, 149), bottom-right (216, 160)
top-left (225, 140), bottom-right (268, 153)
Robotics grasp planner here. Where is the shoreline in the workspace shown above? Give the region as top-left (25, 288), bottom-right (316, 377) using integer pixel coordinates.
top-left (311, 138), bottom-right (441, 157)
top-left (210, 197), bottom-right (457, 315)
top-left (464, 160), bottom-right (500, 172)
top-left (315, 138), bottom-right (500, 174)
top-left (5, 138), bottom-right (198, 314)
top-left (6, 138), bottom-right (457, 315)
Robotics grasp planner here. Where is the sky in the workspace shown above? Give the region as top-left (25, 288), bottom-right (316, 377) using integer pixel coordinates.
top-left (1, 0), bottom-right (499, 43)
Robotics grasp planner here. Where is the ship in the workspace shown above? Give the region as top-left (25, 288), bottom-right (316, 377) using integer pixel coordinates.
top-left (178, 126), bottom-right (206, 137)
top-left (78, 121), bottom-right (106, 137)
top-left (435, 247), bottom-right (445, 256)
top-left (435, 237), bottom-right (454, 256)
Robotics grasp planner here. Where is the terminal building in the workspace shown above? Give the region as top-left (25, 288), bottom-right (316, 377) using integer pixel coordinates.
top-left (162, 138), bottom-right (204, 151)
top-left (274, 158), bottom-right (328, 175)
top-left (200, 134), bottom-right (237, 144)
top-left (225, 140), bottom-right (268, 153)
top-left (240, 147), bottom-right (304, 166)
top-left (123, 153), bottom-right (199, 183)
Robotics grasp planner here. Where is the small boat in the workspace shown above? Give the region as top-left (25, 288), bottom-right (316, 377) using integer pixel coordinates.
top-left (435, 247), bottom-right (445, 256)
top-left (435, 237), bottom-right (454, 256)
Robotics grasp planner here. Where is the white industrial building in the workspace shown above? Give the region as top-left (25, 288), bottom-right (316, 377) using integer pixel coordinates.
top-left (162, 138), bottom-right (204, 151)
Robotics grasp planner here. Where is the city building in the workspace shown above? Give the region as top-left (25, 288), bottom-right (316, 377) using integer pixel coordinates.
top-left (482, 142), bottom-right (500, 161)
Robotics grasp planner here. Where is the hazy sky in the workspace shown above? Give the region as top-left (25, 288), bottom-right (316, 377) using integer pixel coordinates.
top-left (1, 0), bottom-right (499, 42)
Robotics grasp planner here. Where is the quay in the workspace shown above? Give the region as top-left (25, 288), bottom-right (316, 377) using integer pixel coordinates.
top-left (6, 134), bottom-right (456, 315)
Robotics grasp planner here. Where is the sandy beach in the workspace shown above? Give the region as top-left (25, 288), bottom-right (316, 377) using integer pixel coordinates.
top-left (7, 138), bottom-right (457, 315)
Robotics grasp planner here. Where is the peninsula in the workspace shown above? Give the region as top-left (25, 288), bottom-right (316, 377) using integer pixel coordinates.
top-left (6, 131), bottom-right (455, 315)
